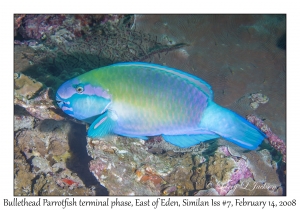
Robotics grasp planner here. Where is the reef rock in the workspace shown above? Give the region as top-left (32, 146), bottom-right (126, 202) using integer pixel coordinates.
top-left (14, 114), bottom-right (36, 131)
top-left (88, 136), bottom-right (171, 195)
top-left (244, 149), bottom-right (282, 188)
top-left (14, 117), bottom-right (97, 195)
top-left (87, 136), bottom-right (209, 195)
top-left (31, 169), bottom-right (92, 196)
top-left (14, 73), bottom-right (64, 121)
top-left (193, 146), bottom-right (283, 196)
top-left (15, 119), bottom-right (72, 172)
top-left (87, 134), bottom-right (283, 196)
top-left (14, 72), bottom-right (43, 99)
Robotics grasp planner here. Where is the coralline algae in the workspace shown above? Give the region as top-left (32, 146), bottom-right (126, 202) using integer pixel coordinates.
top-left (247, 114), bottom-right (286, 162)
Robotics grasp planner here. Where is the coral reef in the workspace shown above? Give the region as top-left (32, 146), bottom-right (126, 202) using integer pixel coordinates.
top-left (195, 188), bottom-right (219, 196)
top-left (145, 136), bottom-right (208, 154)
top-left (14, 14), bottom-right (187, 91)
top-left (29, 168), bottom-right (93, 196)
top-left (192, 146), bottom-right (282, 196)
top-left (14, 115), bottom-right (102, 195)
top-left (87, 135), bottom-right (210, 195)
top-left (14, 14), bottom-right (124, 41)
top-left (14, 134), bottom-right (86, 196)
top-left (14, 87), bottom-right (64, 121)
top-left (88, 136), bottom-right (174, 195)
top-left (14, 138), bottom-right (35, 195)
top-left (16, 15), bottom-right (66, 40)
top-left (194, 146), bottom-right (254, 196)
top-left (86, 133), bottom-right (283, 196)
top-left (14, 115), bottom-right (35, 131)
top-left (14, 73), bottom-right (64, 120)
top-left (226, 149), bottom-right (283, 195)
top-left (247, 114), bottom-right (286, 162)
top-left (244, 149), bottom-right (281, 186)
top-left (14, 72), bottom-right (43, 99)
top-left (15, 118), bottom-right (72, 170)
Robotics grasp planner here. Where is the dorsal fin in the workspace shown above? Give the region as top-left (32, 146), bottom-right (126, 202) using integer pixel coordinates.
top-left (110, 62), bottom-right (213, 99)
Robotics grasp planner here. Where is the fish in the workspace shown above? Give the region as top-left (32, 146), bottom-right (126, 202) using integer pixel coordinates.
top-left (56, 62), bottom-right (265, 149)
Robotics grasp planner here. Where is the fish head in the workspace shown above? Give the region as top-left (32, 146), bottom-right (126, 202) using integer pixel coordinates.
top-left (56, 77), bottom-right (111, 123)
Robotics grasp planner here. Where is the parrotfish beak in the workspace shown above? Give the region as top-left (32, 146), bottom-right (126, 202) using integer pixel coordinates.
top-left (56, 94), bottom-right (63, 108)
top-left (56, 93), bottom-right (74, 117)
top-left (56, 79), bottom-right (78, 116)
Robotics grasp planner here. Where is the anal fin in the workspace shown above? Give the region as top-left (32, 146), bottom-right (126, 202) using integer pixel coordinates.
top-left (117, 133), bottom-right (148, 140)
top-left (162, 134), bottom-right (219, 148)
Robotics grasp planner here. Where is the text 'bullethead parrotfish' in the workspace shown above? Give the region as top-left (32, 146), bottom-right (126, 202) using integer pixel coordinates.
top-left (56, 62), bottom-right (265, 149)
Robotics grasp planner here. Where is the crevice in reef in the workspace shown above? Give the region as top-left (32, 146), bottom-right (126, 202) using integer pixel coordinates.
top-left (66, 122), bottom-right (109, 195)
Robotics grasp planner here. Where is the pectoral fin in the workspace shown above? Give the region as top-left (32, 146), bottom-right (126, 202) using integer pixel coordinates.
top-left (87, 111), bottom-right (117, 138)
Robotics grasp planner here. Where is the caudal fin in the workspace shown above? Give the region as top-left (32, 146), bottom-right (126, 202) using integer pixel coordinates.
top-left (199, 102), bottom-right (265, 150)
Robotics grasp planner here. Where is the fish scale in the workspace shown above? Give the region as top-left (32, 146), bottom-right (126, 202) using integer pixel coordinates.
top-left (56, 62), bottom-right (265, 149)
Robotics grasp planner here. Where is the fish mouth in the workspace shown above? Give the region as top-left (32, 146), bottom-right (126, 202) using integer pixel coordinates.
top-left (55, 94), bottom-right (64, 108)
top-left (56, 94), bottom-right (74, 116)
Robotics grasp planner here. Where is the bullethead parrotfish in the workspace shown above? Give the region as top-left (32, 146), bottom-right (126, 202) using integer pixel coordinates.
top-left (56, 62), bottom-right (265, 149)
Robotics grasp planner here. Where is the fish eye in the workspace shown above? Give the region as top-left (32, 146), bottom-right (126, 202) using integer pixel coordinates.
top-left (76, 86), bottom-right (84, 93)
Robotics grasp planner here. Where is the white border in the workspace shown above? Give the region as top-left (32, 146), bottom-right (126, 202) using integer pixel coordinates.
top-left (2, 1), bottom-right (298, 209)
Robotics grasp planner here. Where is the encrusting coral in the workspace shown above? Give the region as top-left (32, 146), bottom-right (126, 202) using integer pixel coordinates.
top-left (247, 114), bottom-right (286, 163)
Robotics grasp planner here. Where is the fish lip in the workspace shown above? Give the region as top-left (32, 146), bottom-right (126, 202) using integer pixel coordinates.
top-left (58, 102), bottom-right (74, 116)
top-left (56, 94), bottom-right (74, 116)
top-left (56, 94), bottom-right (71, 109)
top-left (56, 94), bottom-right (64, 108)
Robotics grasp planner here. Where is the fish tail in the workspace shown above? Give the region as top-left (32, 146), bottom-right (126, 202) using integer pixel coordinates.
top-left (199, 101), bottom-right (265, 150)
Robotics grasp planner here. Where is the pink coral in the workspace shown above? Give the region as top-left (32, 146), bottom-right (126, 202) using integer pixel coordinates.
top-left (18, 15), bottom-right (66, 40)
top-left (214, 158), bottom-right (253, 195)
top-left (228, 159), bottom-right (253, 186)
top-left (218, 146), bottom-right (231, 157)
top-left (247, 115), bottom-right (286, 162)
top-left (214, 147), bottom-right (254, 195)
top-left (15, 14), bottom-right (125, 42)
